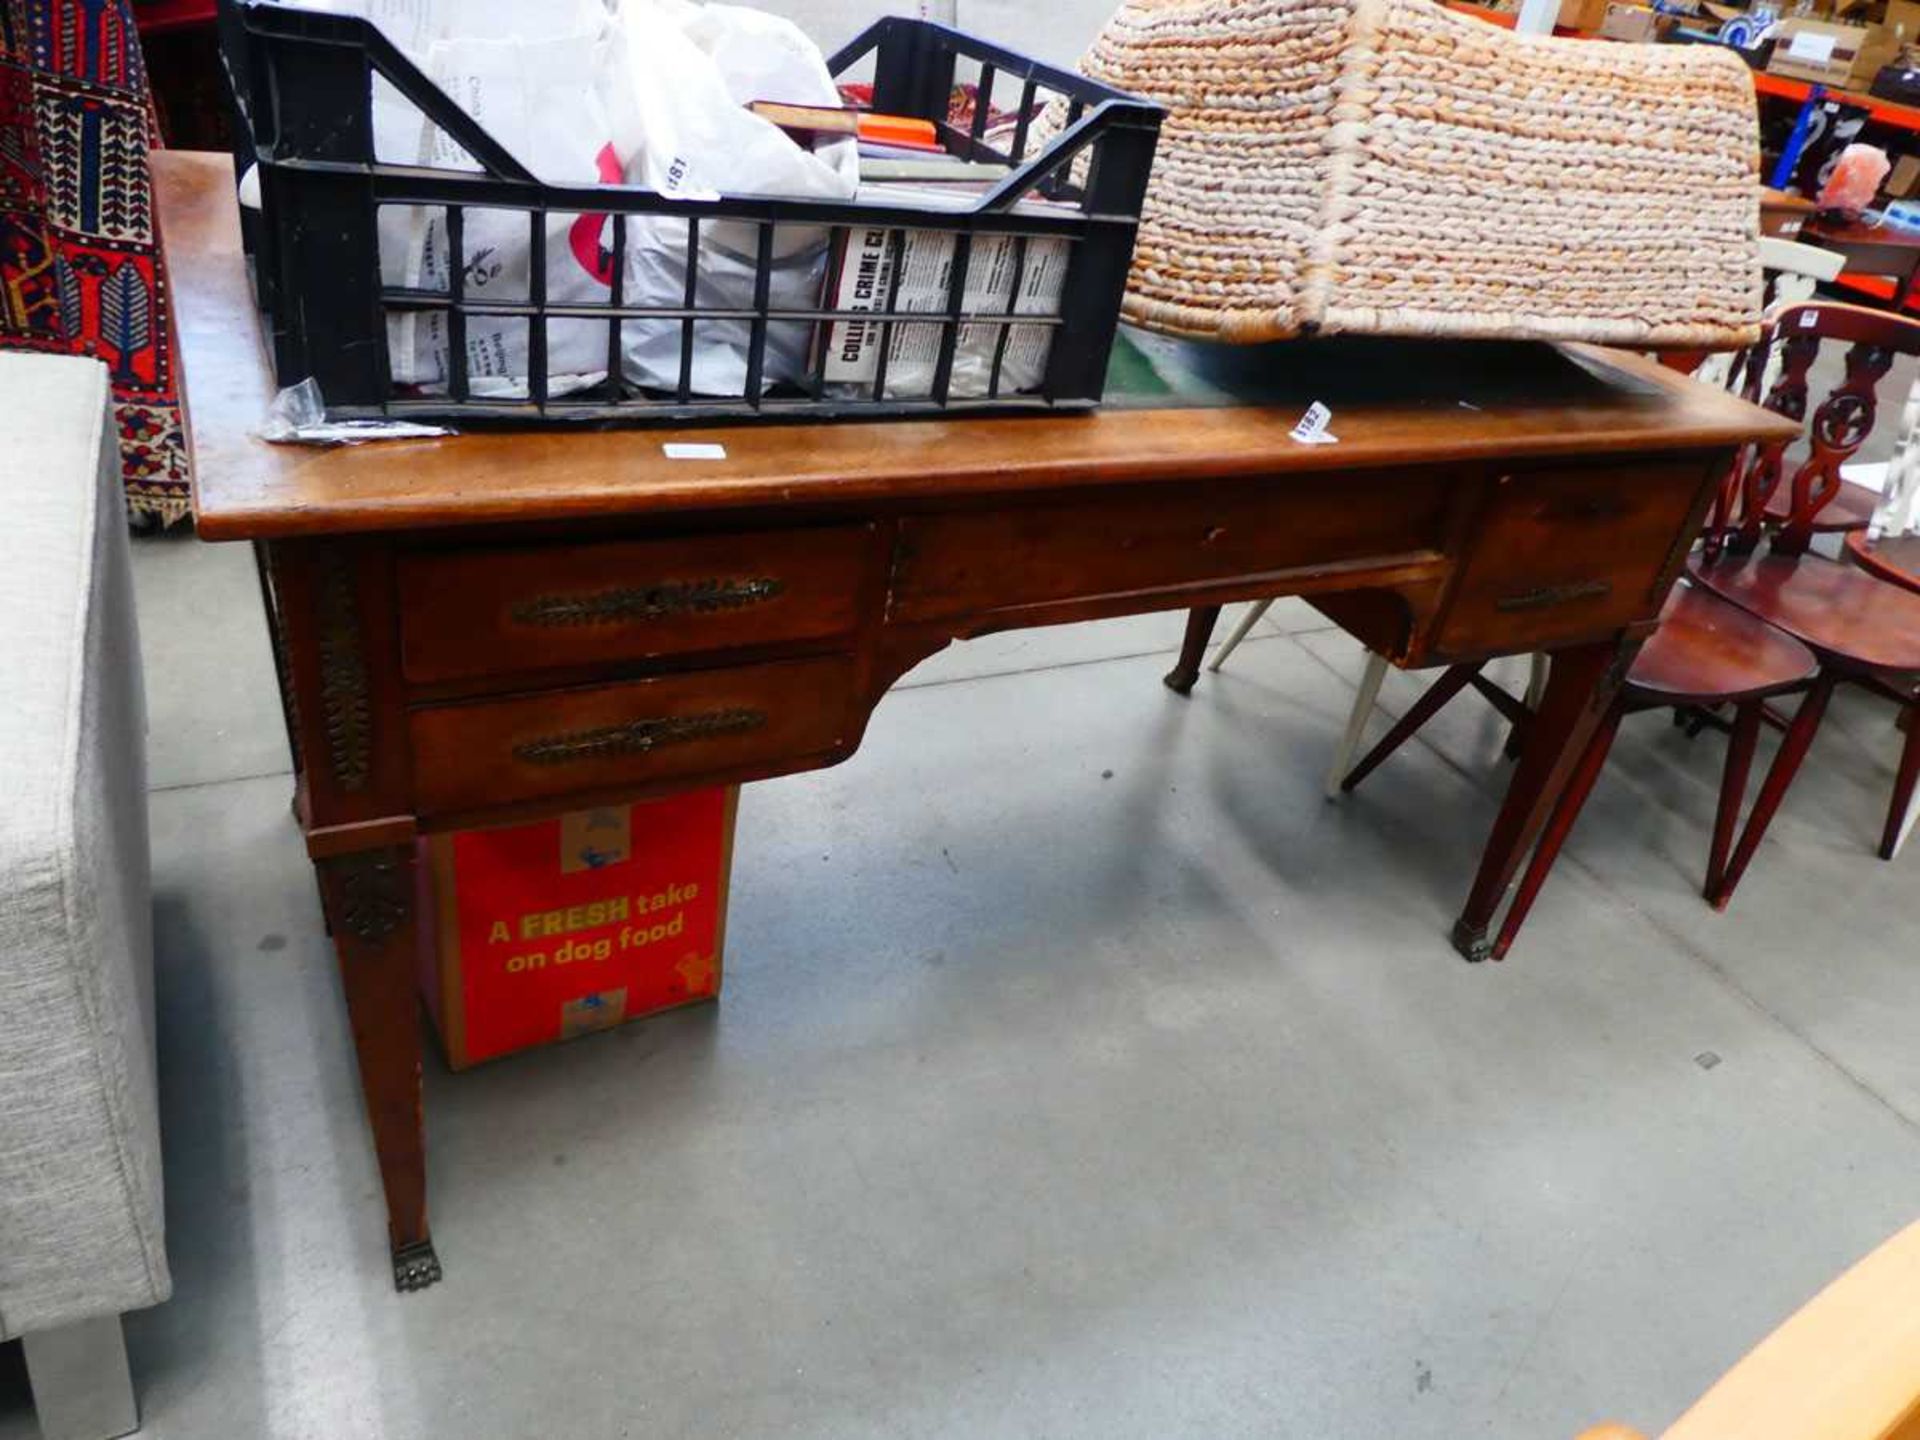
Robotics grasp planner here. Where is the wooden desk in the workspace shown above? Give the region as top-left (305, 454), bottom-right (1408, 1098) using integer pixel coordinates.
top-left (156, 151), bottom-right (1796, 1291)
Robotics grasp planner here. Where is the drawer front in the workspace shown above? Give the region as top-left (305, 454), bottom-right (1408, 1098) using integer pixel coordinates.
top-left (409, 655), bottom-right (856, 814)
top-left (889, 473), bottom-right (1452, 623)
top-left (398, 526), bottom-right (872, 683)
top-left (1435, 459), bottom-right (1704, 655)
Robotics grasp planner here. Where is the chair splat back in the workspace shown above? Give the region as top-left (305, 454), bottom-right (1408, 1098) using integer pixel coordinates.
top-left (1719, 303), bottom-right (1920, 559)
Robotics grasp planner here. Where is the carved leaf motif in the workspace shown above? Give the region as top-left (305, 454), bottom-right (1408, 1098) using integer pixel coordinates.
top-left (331, 852), bottom-right (408, 944)
top-left (316, 552), bottom-right (372, 790)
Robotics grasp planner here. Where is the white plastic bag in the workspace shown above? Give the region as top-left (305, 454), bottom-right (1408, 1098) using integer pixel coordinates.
top-left (605, 1), bottom-right (857, 394)
top-left (388, 27), bottom-right (627, 397)
top-left (306, 0), bottom-right (627, 396)
top-left (304, 0), bottom-right (857, 398)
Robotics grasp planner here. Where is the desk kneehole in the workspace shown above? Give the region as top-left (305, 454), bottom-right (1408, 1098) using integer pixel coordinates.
top-left (887, 471), bottom-right (1454, 622)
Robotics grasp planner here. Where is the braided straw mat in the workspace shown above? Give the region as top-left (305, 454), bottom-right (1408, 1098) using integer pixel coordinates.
top-left (1072, 0), bottom-right (1761, 347)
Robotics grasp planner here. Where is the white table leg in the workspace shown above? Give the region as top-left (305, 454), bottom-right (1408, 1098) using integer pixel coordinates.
top-left (1523, 652), bottom-right (1549, 712)
top-left (1326, 650), bottom-right (1391, 800)
top-left (1207, 599), bottom-right (1274, 672)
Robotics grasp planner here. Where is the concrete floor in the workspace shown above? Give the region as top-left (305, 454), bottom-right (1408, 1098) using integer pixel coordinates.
top-left (3, 527), bottom-right (1919, 1440)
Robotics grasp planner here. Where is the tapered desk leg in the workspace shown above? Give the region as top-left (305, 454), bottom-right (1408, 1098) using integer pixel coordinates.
top-left (316, 846), bottom-right (440, 1292)
top-left (1451, 638), bottom-right (1633, 961)
top-left (1164, 605), bottom-right (1223, 695)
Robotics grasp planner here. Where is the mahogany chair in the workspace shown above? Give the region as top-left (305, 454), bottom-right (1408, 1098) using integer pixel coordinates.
top-left (1844, 532), bottom-right (1920, 858)
top-left (1574, 1218), bottom-right (1920, 1440)
top-left (1336, 579), bottom-right (1820, 959)
top-left (1691, 301), bottom-right (1920, 871)
top-left (1762, 474), bottom-right (1880, 534)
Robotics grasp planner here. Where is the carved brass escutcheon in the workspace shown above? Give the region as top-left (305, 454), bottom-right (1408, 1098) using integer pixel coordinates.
top-left (510, 577), bottom-right (785, 628)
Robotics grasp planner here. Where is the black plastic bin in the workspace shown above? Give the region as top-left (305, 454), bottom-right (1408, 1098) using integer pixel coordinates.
top-left (217, 1), bottom-right (1162, 425)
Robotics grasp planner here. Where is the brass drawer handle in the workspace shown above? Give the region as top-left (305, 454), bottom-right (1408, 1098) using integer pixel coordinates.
top-left (512, 707), bottom-right (767, 765)
top-left (1494, 579), bottom-right (1612, 612)
top-left (510, 577), bottom-right (785, 627)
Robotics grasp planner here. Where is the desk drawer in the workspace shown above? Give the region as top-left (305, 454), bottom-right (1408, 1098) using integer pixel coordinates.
top-left (409, 655), bottom-right (856, 814)
top-left (889, 473), bottom-right (1451, 622)
top-left (1435, 459), bottom-right (1704, 655)
top-left (398, 526), bottom-right (872, 683)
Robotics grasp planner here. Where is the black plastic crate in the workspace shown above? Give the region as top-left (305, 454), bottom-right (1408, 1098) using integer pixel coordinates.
top-left (217, 1), bottom-right (1162, 425)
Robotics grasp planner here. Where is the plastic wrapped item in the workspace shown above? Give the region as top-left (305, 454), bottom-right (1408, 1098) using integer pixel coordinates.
top-left (821, 227), bottom-right (1067, 399)
top-left (1817, 142), bottom-right (1892, 217)
top-left (1872, 372), bottom-right (1920, 539)
top-left (322, 0), bottom-right (630, 397)
top-left (603, 1), bottom-right (858, 395)
top-left (258, 377), bottom-right (453, 444)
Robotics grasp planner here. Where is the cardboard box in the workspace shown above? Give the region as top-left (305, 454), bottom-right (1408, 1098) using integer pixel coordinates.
top-left (1559, 0), bottom-right (1610, 31)
top-left (1854, 0), bottom-right (1920, 85)
top-left (1889, 152), bottom-right (1920, 200)
top-left (1599, 2), bottom-right (1661, 40)
top-left (419, 789), bottom-right (738, 1069)
top-left (1768, 18), bottom-right (1870, 85)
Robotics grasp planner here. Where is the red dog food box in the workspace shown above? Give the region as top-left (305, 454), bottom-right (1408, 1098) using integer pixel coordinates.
top-left (418, 789), bottom-right (737, 1069)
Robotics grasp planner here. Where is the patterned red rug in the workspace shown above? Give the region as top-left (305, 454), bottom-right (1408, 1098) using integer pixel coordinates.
top-left (2, 0), bottom-right (191, 525)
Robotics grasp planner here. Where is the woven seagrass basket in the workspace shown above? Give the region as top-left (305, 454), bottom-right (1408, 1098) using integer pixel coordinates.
top-left (1067, 0), bottom-right (1762, 348)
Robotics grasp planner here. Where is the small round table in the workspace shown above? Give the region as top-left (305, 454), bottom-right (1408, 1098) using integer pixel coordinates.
top-left (1806, 218), bottom-right (1920, 311)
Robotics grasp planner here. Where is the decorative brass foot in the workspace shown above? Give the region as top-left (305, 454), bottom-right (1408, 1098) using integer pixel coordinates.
top-left (392, 1241), bottom-right (442, 1293)
top-left (1450, 917), bottom-right (1493, 963)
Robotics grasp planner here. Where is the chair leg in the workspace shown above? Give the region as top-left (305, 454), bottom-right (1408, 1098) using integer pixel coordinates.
top-left (1341, 663), bottom-right (1482, 794)
top-left (1208, 598), bottom-right (1274, 673)
top-left (1705, 699), bottom-right (1763, 901)
top-left (22, 1315), bottom-right (137, 1440)
top-left (1880, 698), bottom-right (1920, 860)
top-left (1709, 672), bottom-right (1838, 909)
top-left (1891, 787), bottom-right (1920, 860)
top-left (1490, 703), bottom-right (1623, 960)
top-left (1325, 650), bottom-right (1391, 800)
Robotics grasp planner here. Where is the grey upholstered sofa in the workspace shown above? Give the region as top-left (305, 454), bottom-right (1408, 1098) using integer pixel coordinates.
top-left (0, 353), bottom-right (170, 1439)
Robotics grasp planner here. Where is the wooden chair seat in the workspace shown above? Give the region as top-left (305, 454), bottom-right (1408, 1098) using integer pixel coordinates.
top-left (1847, 531), bottom-right (1920, 596)
top-left (1761, 476), bottom-right (1880, 532)
top-left (1627, 581), bottom-right (1819, 704)
top-left (1692, 552), bottom-right (1920, 674)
